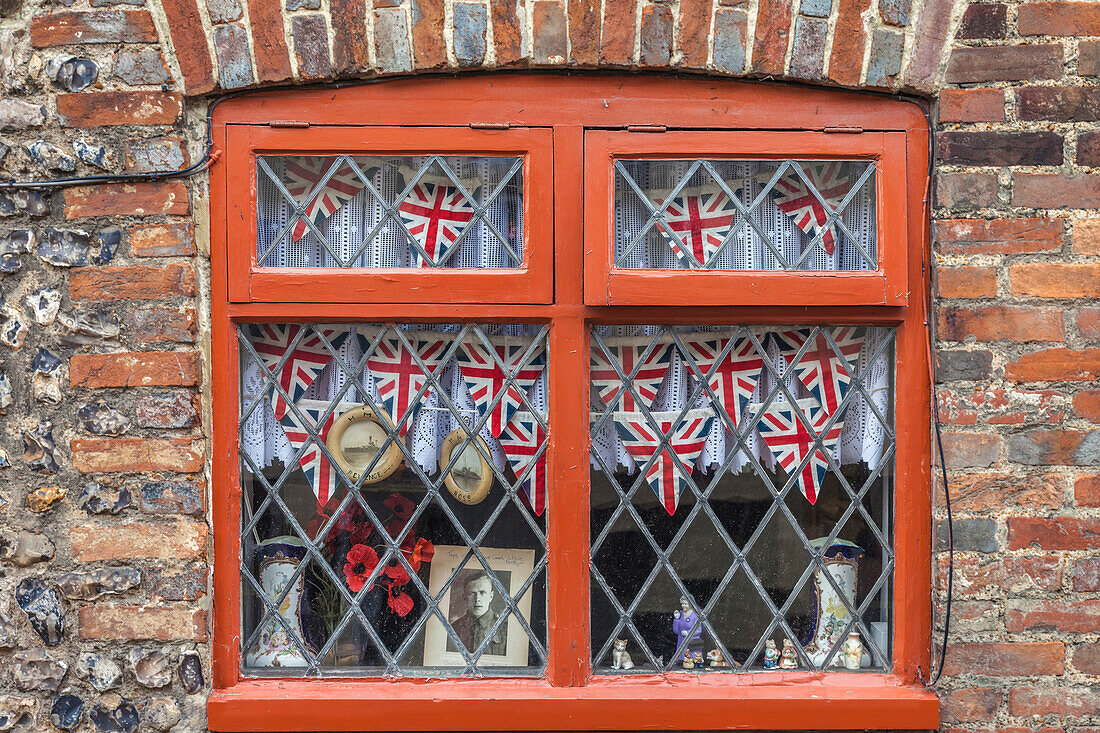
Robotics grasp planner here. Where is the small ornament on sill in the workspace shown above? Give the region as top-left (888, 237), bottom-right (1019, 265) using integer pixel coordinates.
top-left (672, 596), bottom-right (704, 669)
top-left (762, 638), bottom-right (779, 669)
top-left (611, 638), bottom-right (634, 670)
top-left (779, 639), bottom-right (798, 669)
top-left (842, 632), bottom-right (863, 670)
top-left (706, 648), bottom-right (729, 668)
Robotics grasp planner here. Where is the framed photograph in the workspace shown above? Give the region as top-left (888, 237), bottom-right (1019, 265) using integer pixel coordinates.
top-left (423, 545), bottom-right (535, 667)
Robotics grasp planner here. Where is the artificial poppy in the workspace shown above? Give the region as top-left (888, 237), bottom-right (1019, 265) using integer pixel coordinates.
top-left (343, 544), bottom-right (379, 593)
top-left (387, 586), bottom-right (415, 617)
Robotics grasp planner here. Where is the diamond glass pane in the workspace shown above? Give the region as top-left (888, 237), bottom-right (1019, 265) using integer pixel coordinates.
top-left (257, 155), bottom-right (523, 269)
top-left (613, 160), bottom-right (877, 271)
top-left (590, 325), bottom-right (894, 673)
top-left (239, 323), bottom-right (547, 677)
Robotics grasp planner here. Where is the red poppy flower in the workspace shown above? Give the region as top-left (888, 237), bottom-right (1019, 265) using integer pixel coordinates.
top-left (403, 537), bottom-right (434, 572)
top-left (384, 492), bottom-right (415, 521)
top-left (382, 561), bottom-right (410, 587)
top-left (387, 587), bottom-right (415, 617)
top-left (343, 544), bottom-right (379, 593)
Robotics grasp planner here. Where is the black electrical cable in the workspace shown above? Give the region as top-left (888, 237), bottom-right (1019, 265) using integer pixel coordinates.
top-left (0, 71), bottom-right (955, 682)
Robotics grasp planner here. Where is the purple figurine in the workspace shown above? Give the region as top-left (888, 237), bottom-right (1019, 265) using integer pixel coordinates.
top-left (672, 596), bottom-right (704, 668)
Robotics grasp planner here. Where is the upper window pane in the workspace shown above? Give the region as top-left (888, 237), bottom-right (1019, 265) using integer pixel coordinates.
top-left (257, 155), bottom-right (524, 269)
top-left (614, 159), bottom-right (877, 271)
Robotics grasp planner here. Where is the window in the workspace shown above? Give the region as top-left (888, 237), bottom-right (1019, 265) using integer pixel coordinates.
top-left (210, 76), bottom-right (937, 730)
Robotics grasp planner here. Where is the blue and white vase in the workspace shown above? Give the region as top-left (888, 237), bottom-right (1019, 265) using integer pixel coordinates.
top-left (246, 536), bottom-right (315, 668)
top-left (802, 538), bottom-right (863, 668)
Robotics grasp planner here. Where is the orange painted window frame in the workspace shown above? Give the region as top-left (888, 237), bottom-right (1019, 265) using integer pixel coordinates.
top-left (209, 75), bottom-right (937, 731)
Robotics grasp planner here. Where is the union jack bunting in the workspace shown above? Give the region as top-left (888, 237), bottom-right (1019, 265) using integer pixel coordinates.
top-left (284, 157), bottom-right (366, 243)
top-left (682, 333), bottom-right (765, 431)
top-left (752, 398), bottom-right (844, 505)
top-left (249, 324), bottom-right (349, 420)
top-left (591, 339), bottom-right (672, 412)
top-left (277, 399), bottom-right (354, 505)
top-left (396, 179), bottom-right (477, 267)
top-left (773, 327), bottom-right (865, 415)
top-left (761, 162), bottom-right (851, 255)
top-left (364, 331), bottom-right (449, 436)
top-left (498, 411), bottom-right (548, 516)
top-left (652, 186), bottom-right (738, 267)
top-left (614, 409), bottom-right (716, 515)
top-left (456, 337), bottom-right (546, 438)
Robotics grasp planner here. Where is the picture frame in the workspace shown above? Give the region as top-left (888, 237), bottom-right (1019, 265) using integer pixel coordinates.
top-left (440, 429), bottom-right (494, 505)
top-left (423, 545), bottom-right (535, 668)
top-left (324, 404), bottom-right (403, 484)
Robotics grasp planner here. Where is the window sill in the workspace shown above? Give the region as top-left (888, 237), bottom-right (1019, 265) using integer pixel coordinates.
top-left (208, 674), bottom-right (939, 731)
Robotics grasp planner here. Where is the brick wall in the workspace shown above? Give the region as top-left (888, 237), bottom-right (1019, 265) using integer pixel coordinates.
top-left (0, 0), bottom-right (1097, 729)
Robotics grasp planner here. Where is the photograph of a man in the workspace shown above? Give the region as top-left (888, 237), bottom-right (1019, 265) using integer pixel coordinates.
top-left (447, 570), bottom-right (508, 656)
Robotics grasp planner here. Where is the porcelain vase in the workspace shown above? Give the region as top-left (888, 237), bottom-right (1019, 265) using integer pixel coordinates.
top-left (802, 538), bottom-right (863, 667)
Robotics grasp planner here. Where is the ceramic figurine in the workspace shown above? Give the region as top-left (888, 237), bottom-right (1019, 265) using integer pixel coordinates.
top-left (842, 632), bottom-right (863, 670)
top-left (803, 538), bottom-right (864, 667)
top-left (672, 596), bottom-right (704, 668)
top-left (706, 649), bottom-right (729, 668)
top-left (611, 638), bottom-right (634, 670)
top-left (779, 639), bottom-right (798, 669)
top-left (245, 537), bottom-right (315, 668)
top-left (763, 639), bottom-right (780, 669)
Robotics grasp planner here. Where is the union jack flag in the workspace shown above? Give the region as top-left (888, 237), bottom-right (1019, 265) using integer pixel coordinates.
top-left (397, 180), bottom-right (477, 267)
top-left (277, 399), bottom-right (350, 505)
top-left (365, 331), bottom-right (449, 436)
top-left (498, 411), bottom-right (548, 516)
top-left (752, 397), bottom-right (844, 505)
top-left (653, 187), bottom-right (738, 266)
top-left (763, 162), bottom-right (851, 255)
top-left (773, 327), bottom-right (865, 415)
top-left (248, 324), bottom-right (348, 420)
top-left (614, 409), bottom-right (715, 515)
top-left (284, 156), bottom-right (366, 243)
top-left (682, 333), bottom-right (764, 430)
top-left (591, 339), bottom-right (671, 412)
top-left (456, 337), bottom-right (546, 438)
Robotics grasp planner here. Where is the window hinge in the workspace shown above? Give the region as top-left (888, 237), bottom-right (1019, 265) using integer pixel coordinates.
top-left (469, 122), bottom-right (510, 129)
top-left (824, 126), bottom-right (863, 134)
top-left (627, 124), bottom-right (667, 133)
top-left (269, 121), bottom-right (310, 128)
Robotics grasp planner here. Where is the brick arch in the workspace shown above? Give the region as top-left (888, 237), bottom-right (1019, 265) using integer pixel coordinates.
top-left (156, 0), bottom-right (963, 97)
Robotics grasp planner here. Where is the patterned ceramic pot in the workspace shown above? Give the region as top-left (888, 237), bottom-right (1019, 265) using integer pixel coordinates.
top-left (802, 538), bottom-right (863, 667)
top-left (246, 536), bottom-right (315, 668)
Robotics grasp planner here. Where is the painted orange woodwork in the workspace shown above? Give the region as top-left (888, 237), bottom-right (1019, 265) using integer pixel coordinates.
top-left (208, 74), bottom-right (935, 731)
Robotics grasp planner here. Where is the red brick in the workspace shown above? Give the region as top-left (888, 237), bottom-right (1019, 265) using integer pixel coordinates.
top-left (936, 555), bottom-right (1003, 596)
top-left (1002, 555), bottom-right (1064, 594)
top-left (1019, 1), bottom-right (1100, 36)
top-left (940, 688), bottom-right (1001, 722)
top-left (490, 0), bottom-right (524, 64)
top-left (31, 10), bottom-right (157, 46)
top-left (639, 4), bottom-right (672, 66)
top-left (945, 44), bottom-right (1063, 84)
top-left (1006, 429), bottom-right (1095, 465)
top-left (130, 306), bottom-right (197, 344)
top-left (1075, 642), bottom-right (1100, 673)
top-left (330, 0), bottom-right (370, 74)
top-left (247, 0), bottom-right (294, 82)
top-left (751, 0), bottom-right (792, 75)
top-left (935, 173), bottom-right (999, 210)
top-left (70, 264), bottom-right (195, 302)
top-left (1009, 687), bottom-right (1100, 718)
top-left (1007, 599), bottom-right (1100, 633)
top-left (64, 181), bottom-right (188, 219)
top-left (828, 0), bottom-right (871, 86)
top-left (145, 563), bottom-right (208, 601)
top-left (948, 599), bottom-right (1001, 634)
top-left (57, 91), bottom-right (181, 127)
top-left (937, 130), bottom-right (1062, 167)
top-left (934, 218), bottom-right (1062, 256)
top-left (940, 432), bottom-right (1002, 468)
top-left (1073, 391), bottom-right (1100, 421)
top-left (1076, 474), bottom-right (1100, 507)
top-left (70, 351), bottom-right (200, 388)
top-left (1010, 263), bottom-right (1100, 298)
top-left (291, 14), bottom-right (331, 79)
top-left (677, 0), bottom-right (712, 67)
top-left (1006, 349), bottom-right (1100, 382)
top-left (1014, 174), bottom-right (1100, 209)
top-left (1009, 516), bottom-right (1100, 550)
top-left (936, 266), bottom-right (997, 299)
top-left (71, 438), bottom-right (204, 473)
top-left (940, 472), bottom-right (1064, 513)
top-left (1074, 557), bottom-right (1100, 590)
top-left (158, 0), bottom-right (216, 93)
top-left (1079, 308), bottom-right (1100, 338)
top-left (943, 642), bottom-right (1065, 677)
top-left (904, 0), bottom-right (957, 92)
top-left (937, 305), bottom-right (1064, 342)
top-left (939, 88), bottom-right (1005, 123)
top-left (600, 0), bottom-right (637, 64)
top-left (1018, 86), bottom-right (1100, 122)
top-left (956, 3), bottom-right (1007, 39)
top-left (79, 605), bottom-right (206, 642)
top-left (1081, 40), bottom-right (1100, 76)
top-left (1073, 219), bottom-right (1100, 254)
top-left (129, 220), bottom-right (195, 257)
top-left (71, 518), bottom-right (207, 561)
top-left (533, 1), bottom-right (568, 63)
